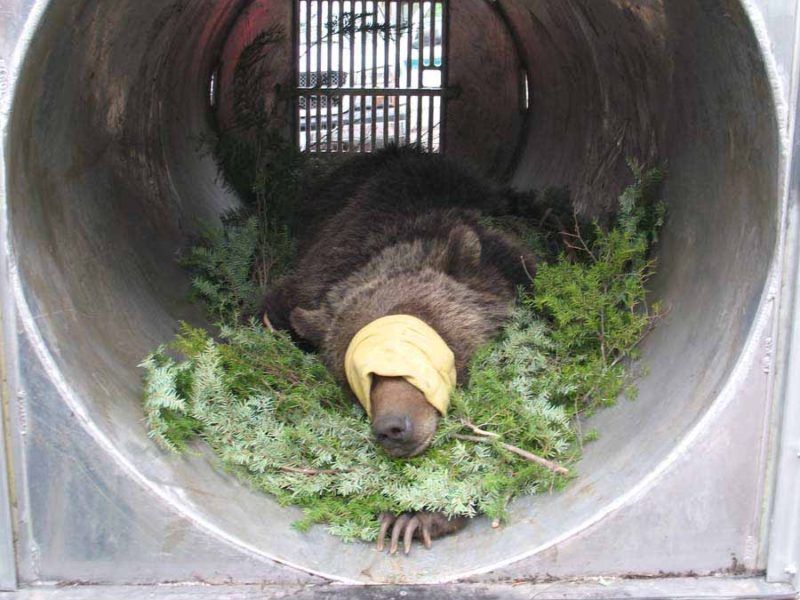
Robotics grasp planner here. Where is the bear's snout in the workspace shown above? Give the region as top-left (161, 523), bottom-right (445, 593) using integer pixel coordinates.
top-left (373, 415), bottom-right (413, 445)
top-left (370, 376), bottom-right (440, 458)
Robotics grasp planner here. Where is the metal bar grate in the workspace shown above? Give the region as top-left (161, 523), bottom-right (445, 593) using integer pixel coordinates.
top-left (296, 0), bottom-right (446, 153)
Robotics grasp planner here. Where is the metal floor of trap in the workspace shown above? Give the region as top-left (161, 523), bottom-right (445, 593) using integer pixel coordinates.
top-left (0, 578), bottom-right (796, 600)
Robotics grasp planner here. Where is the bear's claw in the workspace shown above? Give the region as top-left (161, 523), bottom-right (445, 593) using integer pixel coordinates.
top-left (376, 511), bottom-right (467, 555)
top-left (261, 312), bottom-right (276, 332)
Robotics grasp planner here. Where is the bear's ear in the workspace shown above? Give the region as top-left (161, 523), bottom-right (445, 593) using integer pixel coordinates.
top-left (444, 225), bottom-right (482, 276)
top-left (290, 307), bottom-right (329, 346)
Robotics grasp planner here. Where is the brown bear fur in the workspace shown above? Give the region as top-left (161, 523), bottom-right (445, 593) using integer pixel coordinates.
top-left (262, 146), bottom-right (567, 384)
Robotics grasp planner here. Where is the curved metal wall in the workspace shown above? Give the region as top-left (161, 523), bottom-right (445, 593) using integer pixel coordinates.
top-left (0, 0), bottom-right (792, 586)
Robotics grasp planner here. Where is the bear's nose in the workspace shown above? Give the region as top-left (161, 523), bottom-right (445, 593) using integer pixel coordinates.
top-left (373, 415), bottom-right (413, 445)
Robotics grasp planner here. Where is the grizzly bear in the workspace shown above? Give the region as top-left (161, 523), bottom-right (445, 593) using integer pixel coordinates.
top-left (261, 146), bottom-right (571, 554)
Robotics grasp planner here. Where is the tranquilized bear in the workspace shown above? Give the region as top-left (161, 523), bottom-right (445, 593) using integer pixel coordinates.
top-left (261, 146), bottom-right (572, 553)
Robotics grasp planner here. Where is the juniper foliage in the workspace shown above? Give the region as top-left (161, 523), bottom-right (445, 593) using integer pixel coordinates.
top-left (529, 160), bottom-right (665, 409)
top-left (140, 162), bottom-right (665, 542)
top-left (186, 27), bottom-right (303, 321)
top-left (181, 210), bottom-right (295, 321)
top-left (141, 320), bottom-right (575, 542)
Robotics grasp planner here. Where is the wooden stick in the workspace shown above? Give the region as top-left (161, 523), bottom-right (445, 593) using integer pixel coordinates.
top-left (278, 466), bottom-right (348, 476)
top-left (520, 255), bottom-right (536, 283)
top-left (460, 419), bottom-right (569, 474)
top-left (452, 434), bottom-right (569, 476)
top-left (572, 211), bottom-right (597, 262)
top-left (460, 418), bottom-right (500, 438)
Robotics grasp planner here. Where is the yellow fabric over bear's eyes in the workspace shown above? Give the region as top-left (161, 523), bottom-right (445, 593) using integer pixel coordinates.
top-left (344, 314), bottom-right (457, 418)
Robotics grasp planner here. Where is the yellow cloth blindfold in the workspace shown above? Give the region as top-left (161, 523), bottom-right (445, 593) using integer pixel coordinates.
top-left (344, 315), bottom-right (457, 417)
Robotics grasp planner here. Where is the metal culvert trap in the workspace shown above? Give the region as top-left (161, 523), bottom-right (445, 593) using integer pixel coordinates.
top-left (1, 0), bottom-right (784, 586)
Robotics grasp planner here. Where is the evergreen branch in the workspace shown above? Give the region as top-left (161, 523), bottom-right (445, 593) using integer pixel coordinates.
top-left (577, 303), bottom-right (667, 409)
top-left (279, 466), bottom-right (351, 476)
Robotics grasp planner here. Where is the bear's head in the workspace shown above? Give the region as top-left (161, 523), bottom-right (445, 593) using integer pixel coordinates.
top-left (290, 305), bottom-right (450, 458)
top-left (287, 225), bottom-right (516, 459)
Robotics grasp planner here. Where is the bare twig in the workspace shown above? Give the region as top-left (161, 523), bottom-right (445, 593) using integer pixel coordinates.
top-left (599, 284), bottom-right (608, 367)
top-left (558, 239), bottom-right (580, 263)
top-left (256, 363), bottom-right (302, 386)
top-left (566, 211), bottom-right (596, 262)
top-left (453, 434), bottom-right (569, 476)
top-left (460, 419), bottom-right (500, 438)
top-left (574, 399), bottom-right (584, 451)
top-left (578, 304), bottom-right (670, 408)
top-left (599, 308), bottom-right (607, 366)
top-left (520, 255), bottom-right (536, 283)
top-left (536, 207), bottom-right (554, 229)
top-left (606, 305), bottom-right (668, 371)
top-left (278, 466), bottom-right (348, 476)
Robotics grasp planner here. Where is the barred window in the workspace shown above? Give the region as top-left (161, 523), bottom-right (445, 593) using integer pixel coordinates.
top-left (296, 1), bottom-right (447, 153)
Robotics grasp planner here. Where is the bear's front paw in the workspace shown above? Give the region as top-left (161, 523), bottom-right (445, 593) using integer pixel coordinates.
top-left (376, 511), bottom-right (468, 555)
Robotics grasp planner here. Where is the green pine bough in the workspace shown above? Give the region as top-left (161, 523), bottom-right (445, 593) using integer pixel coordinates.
top-left (140, 157), bottom-right (665, 543)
